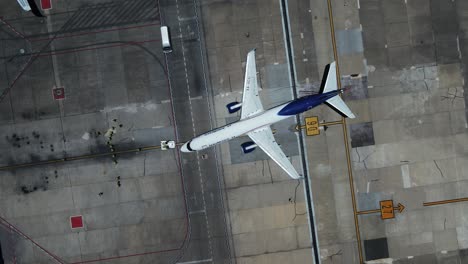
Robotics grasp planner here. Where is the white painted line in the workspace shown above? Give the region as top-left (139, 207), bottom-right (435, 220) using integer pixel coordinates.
top-left (457, 35), bottom-right (462, 59)
top-left (303, 58), bottom-right (308, 62)
top-left (367, 85), bottom-right (374, 89)
top-left (190, 96), bottom-right (202, 100)
top-left (366, 181), bottom-right (370, 193)
top-left (357, 0), bottom-right (360, 9)
top-left (300, 32), bottom-right (304, 39)
top-left (401, 164), bottom-right (411, 188)
top-left (81, 132), bottom-right (90, 140)
top-left (189, 210), bottom-right (206, 215)
top-left (175, 0), bottom-right (213, 260)
top-left (360, 24), bottom-right (362, 31)
top-left (178, 259), bottom-right (212, 264)
top-left (161, 99), bottom-right (171, 104)
top-left (178, 16), bottom-right (197, 21)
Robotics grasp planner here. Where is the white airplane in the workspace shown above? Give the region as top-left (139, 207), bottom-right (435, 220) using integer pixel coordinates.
top-left (181, 49), bottom-right (355, 179)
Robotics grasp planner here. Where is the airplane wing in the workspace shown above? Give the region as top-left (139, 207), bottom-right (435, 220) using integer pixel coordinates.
top-left (247, 126), bottom-right (301, 179)
top-left (240, 49), bottom-right (264, 119)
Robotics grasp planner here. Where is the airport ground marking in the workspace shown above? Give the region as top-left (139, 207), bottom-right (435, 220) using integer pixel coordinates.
top-left (357, 200), bottom-right (405, 220)
top-left (423, 197), bottom-right (468, 207)
top-left (0, 142), bottom-right (186, 171)
top-left (296, 116), bottom-right (343, 136)
top-left (326, 0), bottom-right (364, 261)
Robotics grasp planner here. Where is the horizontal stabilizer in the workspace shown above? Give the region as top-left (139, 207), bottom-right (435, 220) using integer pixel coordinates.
top-left (326, 97), bottom-right (355, 118)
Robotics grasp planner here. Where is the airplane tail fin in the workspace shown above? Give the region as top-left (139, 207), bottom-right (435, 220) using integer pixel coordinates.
top-left (320, 62), bottom-right (356, 119)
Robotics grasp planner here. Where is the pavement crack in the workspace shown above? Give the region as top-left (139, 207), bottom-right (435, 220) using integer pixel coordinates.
top-left (267, 159), bottom-right (273, 184)
top-left (441, 87), bottom-right (463, 106)
top-left (423, 79), bottom-right (429, 91)
top-left (143, 153), bottom-right (147, 177)
top-left (326, 249), bottom-right (343, 262)
top-left (353, 148), bottom-right (375, 170)
top-left (116, 137), bottom-right (130, 144)
top-left (433, 160), bottom-right (444, 178)
top-left (261, 160), bottom-right (265, 178)
top-left (291, 179), bottom-right (306, 222)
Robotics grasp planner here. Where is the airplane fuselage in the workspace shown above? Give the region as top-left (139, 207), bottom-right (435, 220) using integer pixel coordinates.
top-left (181, 90), bottom-right (339, 152)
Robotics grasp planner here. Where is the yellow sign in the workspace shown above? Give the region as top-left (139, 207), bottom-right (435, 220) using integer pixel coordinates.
top-left (357, 200), bottom-right (405, 220)
top-left (305, 116), bottom-right (319, 136)
top-left (380, 200), bottom-right (395, 219)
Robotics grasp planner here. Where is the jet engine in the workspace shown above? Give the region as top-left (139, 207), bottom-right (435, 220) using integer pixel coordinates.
top-left (241, 141), bottom-right (257, 154)
top-left (226, 102), bottom-right (242, 114)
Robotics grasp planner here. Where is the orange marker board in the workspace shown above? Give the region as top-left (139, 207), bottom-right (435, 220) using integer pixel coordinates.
top-left (380, 200), bottom-right (395, 220)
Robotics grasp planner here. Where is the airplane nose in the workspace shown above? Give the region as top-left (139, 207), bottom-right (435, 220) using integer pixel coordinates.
top-left (181, 141), bottom-right (194, 152)
top-left (180, 143), bottom-right (189, 152)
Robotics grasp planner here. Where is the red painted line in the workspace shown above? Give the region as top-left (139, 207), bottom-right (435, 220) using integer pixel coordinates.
top-left (6, 223), bottom-right (17, 264)
top-left (0, 217), bottom-right (66, 264)
top-left (0, 55), bottom-right (35, 103)
top-left (0, 7), bottom-right (190, 261)
top-left (1, 38), bottom-right (158, 101)
top-left (29, 22), bottom-right (160, 42)
top-left (41, 0), bottom-right (52, 10)
top-left (0, 17), bottom-right (28, 39)
top-left (68, 47), bottom-right (191, 264)
top-left (36, 39), bottom-right (160, 57)
top-left (0, 40), bottom-right (190, 264)
top-left (70, 247), bottom-right (181, 264)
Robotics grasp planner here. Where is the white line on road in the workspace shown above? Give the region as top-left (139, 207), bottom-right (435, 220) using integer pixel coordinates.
top-left (189, 209), bottom-right (206, 215)
top-left (178, 16), bottom-right (197, 21)
top-left (175, 0), bottom-right (214, 260)
top-left (177, 258), bottom-right (212, 264)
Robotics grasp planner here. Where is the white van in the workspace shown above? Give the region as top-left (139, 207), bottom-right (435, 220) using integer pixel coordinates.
top-left (160, 26), bottom-right (172, 53)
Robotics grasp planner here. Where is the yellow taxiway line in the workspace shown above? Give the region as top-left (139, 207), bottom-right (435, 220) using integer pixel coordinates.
top-left (356, 209), bottom-right (381, 215)
top-left (321, 120), bottom-right (344, 127)
top-left (326, 0), bottom-right (364, 263)
top-left (295, 119), bottom-right (343, 131)
top-left (0, 143), bottom-right (185, 171)
top-left (423, 197), bottom-right (468, 207)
